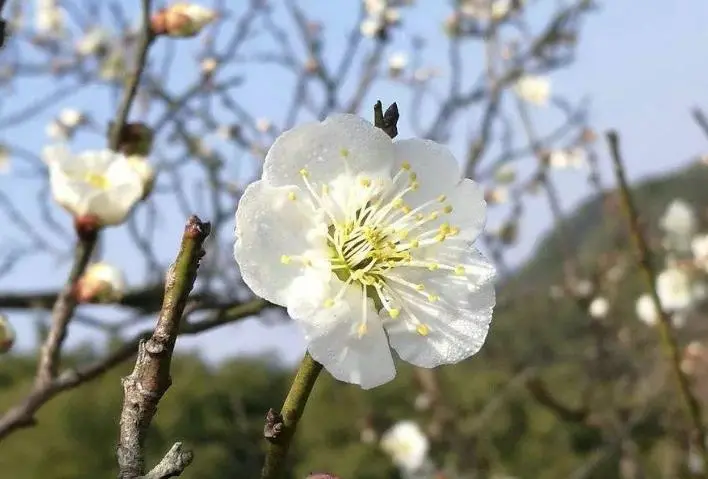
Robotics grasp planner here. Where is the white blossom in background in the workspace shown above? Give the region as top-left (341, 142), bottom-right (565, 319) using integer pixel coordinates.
top-left (486, 186), bottom-right (509, 206)
top-left (99, 47), bottom-right (127, 82)
top-left (360, 0), bottom-right (403, 37)
top-left (660, 199), bottom-right (697, 251)
top-left (0, 145), bottom-right (9, 174)
top-left (380, 421), bottom-right (429, 473)
top-left (493, 163), bottom-right (516, 184)
top-left (46, 120), bottom-right (69, 141)
top-left (548, 148), bottom-right (586, 169)
top-left (76, 27), bottom-right (110, 56)
top-left (359, 17), bottom-right (382, 37)
top-left (58, 109), bottom-right (86, 130)
top-left (155, 3), bottom-right (217, 37)
top-left (126, 156), bottom-right (156, 199)
top-left (75, 262), bottom-right (126, 303)
top-left (692, 234), bottom-right (708, 272)
top-left (49, 147), bottom-right (144, 226)
top-left (460, 0), bottom-right (513, 20)
top-left (588, 296), bottom-right (609, 319)
top-left (256, 118), bottom-right (273, 134)
top-left (635, 294), bottom-right (659, 326)
top-left (234, 115), bottom-right (496, 389)
top-left (35, 0), bottom-right (64, 37)
top-left (656, 266), bottom-right (694, 312)
top-left (388, 52), bottom-right (408, 77)
top-left (514, 75), bottom-right (551, 106)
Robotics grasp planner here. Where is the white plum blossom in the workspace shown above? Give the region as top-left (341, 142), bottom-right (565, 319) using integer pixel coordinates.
top-left (635, 294), bottom-right (658, 326)
top-left (35, 0), bottom-right (64, 37)
top-left (126, 156), bottom-right (156, 199)
top-left (360, 0), bottom-right (401, 37)
top-left (76, 27), bottom-right (110, 56)
top-left (656, 266), bottom-right (693, 312)
top-left (380, 421), bottom-right (429, 473)
top-left (460, 0), bottom-right (513, 20)
top-left (76, 262), bottom-right (126, 303)
top-left (660, 199), bottom-right (697, 251)
top-left (157, 3), bottom-right (217, 37)
top-left (514, 75), bottom-right (550, 106)
top-left (588, 296), bottom-right (609, 319)
top-left (548, 148), bottom-right (586, 169)
top-left (234, 115), bottom-right (496, 389)
top-left (49, 147), bottom-right (144, 226)
top-left (388, 52), bottom-right (408, 77)
top-left (58, 108), bottom-right (86, 130)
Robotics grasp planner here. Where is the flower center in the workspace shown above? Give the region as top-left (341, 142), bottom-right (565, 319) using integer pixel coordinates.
top-left (280, 151), bottom-right (472, 337)
top-left (83, 172), bottom-right (111, 190)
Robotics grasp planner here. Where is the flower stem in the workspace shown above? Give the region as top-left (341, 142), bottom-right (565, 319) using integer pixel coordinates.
top-left (606, 131), bottom-right (708, 475)
top-left (261, 352), bottom-right (323, 479)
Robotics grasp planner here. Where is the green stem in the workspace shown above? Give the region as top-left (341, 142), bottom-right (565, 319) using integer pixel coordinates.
top-left (261, 352), bottom-right (323, 479)
top-left (607, 131), bottom-right (708, 476)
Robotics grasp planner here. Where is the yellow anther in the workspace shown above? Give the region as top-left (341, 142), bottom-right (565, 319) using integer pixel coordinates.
top-left (392, 198), bottom-right (404, 208)
top-left (401, 204), bottom-right (412, 214)
top-left (324, 298), bottom-right (335, 308)
top-left (321, 184), bottom-right (330, 195)
top-left (448, 226), bottom-right (460, 236)
top-left (428, 263), bottom-right (440, 271)
top-left (360, 177), bottom-right (372, 187)
top-left (443, 205), bottom-right (453, 214)
top-left (280, 255), bottom-right (291, 264)
top-left (437, 194), bottom-right (447, 203)
top-left (427, 294), bottom-right (439, 303)
top-left (454, 265), bottom-right (466, 276)
top-left (415, 283), bottom-right (425, 291)
top-left (410, 239), bottom-right (420, 248)
top-left (434, 233), bottom-right (446, 243)
top-left (398, 230), bottom-right (409, 240)
top-left (410, 181), bottom-right (420, 191)
top-left (357, 322), bottom-right (368, 337)
top-left (416, 324), bottom-right (430, 336)
top-left (389, 308), bottom-right (401, 319)
top-left (409, 172), bottom-right (417, 181)
top-left (429, 211), bottom-right (439, 220)
top-left (340, 148), bottom-right (350, 157)
top-left (415, 213), bottom-right (424, 221)
top-left (299, 168), bottom-right (309, 177)
top-left (287, 191), bottom-right (297, 201)
top-left (84, 173), bottom-right (110, 190)
top-left (439, 223), bottom-right (450, 234)
top-left (401, 161), bottom-right (411, 170)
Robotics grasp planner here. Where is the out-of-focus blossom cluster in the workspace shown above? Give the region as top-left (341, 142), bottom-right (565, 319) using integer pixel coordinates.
top-left (360, 0), bottom-right (412, 38)
top-left (634, 199), bottom-right (708, 328)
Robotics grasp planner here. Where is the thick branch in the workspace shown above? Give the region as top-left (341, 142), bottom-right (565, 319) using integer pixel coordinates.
top-left (117, 215), bottom-right (211, 479)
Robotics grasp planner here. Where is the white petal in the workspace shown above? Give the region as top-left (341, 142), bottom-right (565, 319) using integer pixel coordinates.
top-left (234, 180), bottom-right (330, 307)
top-left (445, 178), bottom-right (487, 240)
top-left (263, 114), bottom-right (395, 188)
top-left (393, 139), bottom-right (461, 207)
top-left (385, 243), bottom-right (496, 367)
top-left (299, 282), bottom-right (397, 389)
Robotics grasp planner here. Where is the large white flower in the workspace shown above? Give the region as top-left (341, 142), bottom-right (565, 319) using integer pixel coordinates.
top-left (234, 115), bottom-right (496, 389)
top-left (380, 421), bottom-right (429, 473)
top-left (49, 147), bottom-right (144, 226)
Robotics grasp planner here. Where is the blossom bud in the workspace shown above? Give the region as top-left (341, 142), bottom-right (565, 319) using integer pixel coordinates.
top-left (151, 3), bottom-right (216, 38)
top-left (110, 122), bottom-right (154, 156)
top-left (75, 263), bottom-right (125, 304)
top-left (0, 313), bottom-right (15, 354)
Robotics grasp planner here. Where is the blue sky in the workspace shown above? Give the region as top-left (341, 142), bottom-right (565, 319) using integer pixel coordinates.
top-left (1, 0), bottom-right (708, 365)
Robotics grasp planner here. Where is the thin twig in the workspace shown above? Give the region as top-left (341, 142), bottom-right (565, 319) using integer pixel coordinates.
top-left (260, 352), bottom-right (323, 479)
top-left (117, 215), bottom-right (211, 479)
top-left (606, 130), bottom-right (708, 474)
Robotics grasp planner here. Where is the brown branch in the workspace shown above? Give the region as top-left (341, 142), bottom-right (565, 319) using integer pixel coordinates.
top-left (117, 215), bottom-right (211, 479)
top-left (261, 353), bottom-right (323, 479)
top-left (692, 107), bottom-right (708, 141)
top-left (606, 131), bottom-right (708, 475)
